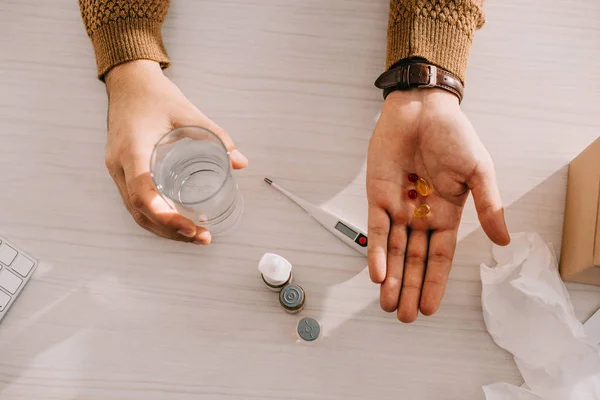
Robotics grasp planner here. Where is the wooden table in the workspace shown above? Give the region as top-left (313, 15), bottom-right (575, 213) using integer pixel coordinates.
top-left (1, 0), bottom-right (599, 398)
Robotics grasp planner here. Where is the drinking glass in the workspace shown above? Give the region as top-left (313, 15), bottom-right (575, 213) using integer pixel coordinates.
top-left (150, 126), bottom-right (242, 235)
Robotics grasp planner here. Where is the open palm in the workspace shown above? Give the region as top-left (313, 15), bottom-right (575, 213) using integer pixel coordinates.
top-left (367, 89), bottom-right (510, 323)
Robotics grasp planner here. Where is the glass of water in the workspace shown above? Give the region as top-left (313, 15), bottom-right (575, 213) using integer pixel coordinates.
top-left (150, 126), bottom-right (243, 235)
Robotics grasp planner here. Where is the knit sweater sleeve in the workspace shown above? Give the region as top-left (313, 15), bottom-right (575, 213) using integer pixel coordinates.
top-left (386, 0), bottom-right (485, 83)
top-left (78, 0), bottom-right (171, 80)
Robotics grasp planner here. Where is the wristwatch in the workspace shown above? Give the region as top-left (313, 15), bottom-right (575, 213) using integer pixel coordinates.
top-left (374, 62), bottom-right (464, 103)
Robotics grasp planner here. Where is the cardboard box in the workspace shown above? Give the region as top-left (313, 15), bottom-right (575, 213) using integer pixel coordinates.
top-left (560, 137), bottom-right (600, 285)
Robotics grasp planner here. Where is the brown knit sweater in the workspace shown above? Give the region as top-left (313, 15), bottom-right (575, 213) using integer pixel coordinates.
top-left (79, 0), bottom-right (484, 83)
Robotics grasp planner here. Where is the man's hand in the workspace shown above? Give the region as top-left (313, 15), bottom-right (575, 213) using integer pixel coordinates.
top-left (367, 88), bottom-right (510, 323)
top-left (104, 60), bottom-right (248, 245)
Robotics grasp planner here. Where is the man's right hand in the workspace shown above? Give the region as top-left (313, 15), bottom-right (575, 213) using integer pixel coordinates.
top-left (104, 60), bottom-right (248, 245)
top-left (367, 89), bottom-right (509, 322)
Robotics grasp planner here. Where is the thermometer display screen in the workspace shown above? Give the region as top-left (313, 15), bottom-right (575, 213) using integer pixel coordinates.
top-left (335, 221), bottom-right (358, 240)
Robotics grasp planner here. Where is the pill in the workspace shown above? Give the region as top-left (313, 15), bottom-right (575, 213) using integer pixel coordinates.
top-left (414, 204), bottom-right (431, 218)
top-left (416, 178), bottom-right (430, 197)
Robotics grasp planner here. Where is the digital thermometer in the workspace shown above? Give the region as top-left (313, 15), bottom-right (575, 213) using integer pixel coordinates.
top-left (264, 178), bottom-right (368, 256)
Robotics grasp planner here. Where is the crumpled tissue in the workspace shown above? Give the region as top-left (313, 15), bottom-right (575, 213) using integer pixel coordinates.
top-left (480, 232), bottom-right (600, 400)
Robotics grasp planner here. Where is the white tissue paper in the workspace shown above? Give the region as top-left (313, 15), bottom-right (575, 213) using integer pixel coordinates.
top-left (480, 232), bottom-right (600, 400)
top-left (258, 253), bottom-right (292, 286)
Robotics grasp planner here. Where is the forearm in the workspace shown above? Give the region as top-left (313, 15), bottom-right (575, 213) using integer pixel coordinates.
top-left (78, 0), bottom-right (171, 80)
top-left (386, 0), bottom-right (485, 83)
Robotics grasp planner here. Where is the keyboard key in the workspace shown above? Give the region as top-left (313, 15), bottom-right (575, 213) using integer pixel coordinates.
top-left (0, 269), bottom-right (22, 294)
top-left (11, 255), bottom-right (35, 277)
top-left (0, 236), bottom-right (37, 322)
top-left (0, 290), bottom-right (9, 311)
top-left (0, 244), bottom-right (17, 266)
top-left (0, 290), bottom-right (10, 311)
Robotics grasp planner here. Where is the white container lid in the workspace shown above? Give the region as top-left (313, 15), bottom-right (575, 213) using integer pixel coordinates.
top-left (258, 253), bottom-right (292, 286)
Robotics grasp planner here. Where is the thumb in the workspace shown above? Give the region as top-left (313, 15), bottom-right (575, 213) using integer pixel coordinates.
top-left (173, 108), bottom-right (248, 170)
top-left (468, 163), bottom-right (510, 246)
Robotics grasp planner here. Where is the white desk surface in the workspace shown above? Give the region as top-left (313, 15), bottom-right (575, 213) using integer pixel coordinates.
top-left (1, 0), bottom-right (599, 399)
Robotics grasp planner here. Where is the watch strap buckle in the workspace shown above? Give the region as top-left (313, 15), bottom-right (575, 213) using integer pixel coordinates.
top-left (403, 64), bottom-right (437, 88)
top-left (375, 62), bottom-right (463, 103)
top-left (418, 64), bottom-right (437, 88)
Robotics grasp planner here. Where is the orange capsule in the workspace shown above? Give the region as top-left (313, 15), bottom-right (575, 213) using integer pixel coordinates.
top-left (414, 204), bottom-right (431, 218)
top-left (416, 178), bottom-right (430, 197)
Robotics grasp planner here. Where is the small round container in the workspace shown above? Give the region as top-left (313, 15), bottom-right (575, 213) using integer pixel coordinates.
top-left (261, 272), bottom-right (293, 292)
top-left (297, 317), bottom-right (320, 342)
top-left (279, 284), bottom-right (305, 314)
top-left (258, 253), bottom-right (293, 292)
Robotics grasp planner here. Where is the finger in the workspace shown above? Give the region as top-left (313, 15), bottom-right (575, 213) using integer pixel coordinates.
top-left (110, 167), bottom-right (210, 244)
top-left (398, 229), bottom-right (429, 323)
top-left (380, 223), bottom-right (408, 312)
top-left (134, 214), bottom-right (209, 244)
top-left (468, 164), bottom-right (510, 246)
top-left (367, 204), bottom-right (390, 284)
top-left (108, 165), bottom-right (131, 211)
top-left (173, 108), bottom-right (248, 170)
top-left (193, 228), bottom-right (212, 245)
top-left (420, 229), bottom-right (457, 316)
top-left (122, 155), bottom-right (199, 238)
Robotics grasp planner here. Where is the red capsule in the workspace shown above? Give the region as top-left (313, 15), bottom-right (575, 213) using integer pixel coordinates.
top-left (408, 189), bottom-right (418, 199)
top-left (408, 173), bottom-right (419, 183)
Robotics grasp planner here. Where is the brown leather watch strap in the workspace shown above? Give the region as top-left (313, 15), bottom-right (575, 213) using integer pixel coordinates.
top-left (374, 63), bottom-right (464, 103)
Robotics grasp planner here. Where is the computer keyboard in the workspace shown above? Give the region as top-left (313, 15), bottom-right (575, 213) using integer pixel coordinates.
top-left (0, 235), bottom-right (38, 322)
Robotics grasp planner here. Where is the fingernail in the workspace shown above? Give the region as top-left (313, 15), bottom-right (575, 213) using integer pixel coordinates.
top-left (178, 229), bottom-right (196, 238)
top-left (195, 230), bottom-right (212, 245)
top-left (193, 240), bottom-right (207, 245)
top-left (229, 149), bottom-right (248, 165)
